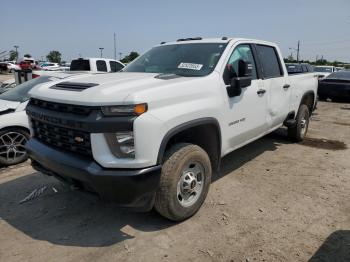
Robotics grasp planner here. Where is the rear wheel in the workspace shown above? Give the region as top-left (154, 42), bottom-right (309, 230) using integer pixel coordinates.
top-left (288, 104), bottom-right (310, 142)
top-left (0, 128), bottom-right (29, 166)
top-left (154, 143), bottom-right (212, 221)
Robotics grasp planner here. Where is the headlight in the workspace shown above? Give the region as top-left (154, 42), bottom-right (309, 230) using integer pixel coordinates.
top-left (101, 103), bottom-right (147, 116)
top-left (105, 131), bottom-right (135, 158)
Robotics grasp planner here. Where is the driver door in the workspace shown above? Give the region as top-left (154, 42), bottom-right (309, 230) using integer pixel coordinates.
top-left (222, 44), bottom-right (268, 149)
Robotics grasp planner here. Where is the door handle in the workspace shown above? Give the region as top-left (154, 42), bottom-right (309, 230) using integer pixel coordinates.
top-left (283, 84), bottom-right (290, 89)
top-left (257, 89), bottom-right (266, 95)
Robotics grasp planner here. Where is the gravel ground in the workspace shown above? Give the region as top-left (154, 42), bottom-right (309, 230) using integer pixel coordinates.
top-left (0, 100), bottom-right (349, 262)
top-left (0, 73), bottom-right (14, 83)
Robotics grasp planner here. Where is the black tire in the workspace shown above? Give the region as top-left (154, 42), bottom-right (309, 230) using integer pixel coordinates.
top-left (154, 143), bottom-right (212, 221)
top-left (0, 128), bottom-right (29, 166)
top-left (288, 104), bottom-right (310, 142)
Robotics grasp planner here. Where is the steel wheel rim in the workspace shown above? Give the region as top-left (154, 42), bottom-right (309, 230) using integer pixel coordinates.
top-left (177, 161), bottom-right (205, 207)
top-left (0, 132), bottom-right (28, 162)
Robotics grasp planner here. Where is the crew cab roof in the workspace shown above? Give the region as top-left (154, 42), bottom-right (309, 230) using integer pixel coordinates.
top-left (159, 37), bottom-right (277, 47)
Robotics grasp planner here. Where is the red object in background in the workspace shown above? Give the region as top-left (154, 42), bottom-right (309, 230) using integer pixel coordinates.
top-left (32, 73), bottom-right (40, 79)
top-left (18, 61), bottom-right (31, 70)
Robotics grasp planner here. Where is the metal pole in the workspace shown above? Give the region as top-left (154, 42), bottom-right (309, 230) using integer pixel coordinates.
top-left (114, 33), bottom-right (117, 61)
top-left (14, 45), bottom-right (19, 62)
top-left (99, 47), bottom-right (104, 58)
top-left (297, 40), bottom-right (300, 63)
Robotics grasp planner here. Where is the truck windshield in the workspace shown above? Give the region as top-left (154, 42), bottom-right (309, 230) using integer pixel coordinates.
top-left (123, 43), bottom-right (227, 77)
top-left (0, 76), bottom-right (53, 103)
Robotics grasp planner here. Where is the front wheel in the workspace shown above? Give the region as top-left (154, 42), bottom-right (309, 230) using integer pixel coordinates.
top-left (0, 128), bottom-right (29, 166)
top-left (154, 143), bottom-right (212, 221)
top-left (288, 104), bottom-right (310, 142)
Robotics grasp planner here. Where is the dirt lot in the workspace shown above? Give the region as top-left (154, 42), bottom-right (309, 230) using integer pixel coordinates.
top-left (0, 98), bottom-right (349, 262)
top-left (0, 73), bottom-right (14, 83)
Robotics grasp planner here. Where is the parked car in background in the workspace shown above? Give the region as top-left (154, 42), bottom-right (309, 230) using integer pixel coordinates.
top-left (59, 62), bottom-right (71, 71)
top-left (26, 37), bottom-right (318, 221)
top-left (40, 62), bottom-right (61, 71)
top-left (314, 65), bottom-right (336, 79)
top-left (285, 63), bottom-right (313, 74)
top-left (0, 62), bottom-right (20, 73)
top-left (0, 72), bottom-right (86, 166)
top-left (0, 63), bottom-right (8, 73)
top-left (335, 67), bottom-right (345, 72)
top-left (318, 70), bottom-right (350, 100)
top-left (6, 62), bottom-right (21, 72)
top-left (70, 58), bottom-right (125, 72)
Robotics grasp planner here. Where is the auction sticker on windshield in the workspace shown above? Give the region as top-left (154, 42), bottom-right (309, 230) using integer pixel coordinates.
top-left (178, 63), bottom-right (203, 70)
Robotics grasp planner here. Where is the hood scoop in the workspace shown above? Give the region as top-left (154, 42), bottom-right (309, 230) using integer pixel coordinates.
top-left (50, 81), bottom-right (99, 92)
top-left (154, 73), bottom-right (183, 80)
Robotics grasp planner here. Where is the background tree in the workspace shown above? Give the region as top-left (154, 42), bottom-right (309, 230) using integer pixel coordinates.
top-left (9, 50), bottom-right (18, 61)
top-left (24, 54), bottom-right (32, 58)
top-left (46, 50), bottom-right (62, 63)
top-left (121, 51), bottom-right (139, 63)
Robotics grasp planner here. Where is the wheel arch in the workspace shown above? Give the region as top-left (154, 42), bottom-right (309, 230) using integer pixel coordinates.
top-left (156, 118), bottom-right (222, 171)
top-left (299, 91), bottom-right (316, 113)
top-left (0, 125), bottom-right (30, 134)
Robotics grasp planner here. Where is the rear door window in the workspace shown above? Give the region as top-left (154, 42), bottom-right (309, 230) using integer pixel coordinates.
top-left (96, 60), bottom-right (107, 72)
top-left (70, 59), bottom-right (91, 71)
top-left (109, 61), bottom-right (124, 72)
top-left (256, 45), bottom-right (283, 78)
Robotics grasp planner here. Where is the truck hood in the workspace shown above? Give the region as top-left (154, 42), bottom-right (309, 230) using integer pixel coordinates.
top-left (29, 72), bottom-right (200, 106)
top-left (0, 99), bottom-right (21, 113)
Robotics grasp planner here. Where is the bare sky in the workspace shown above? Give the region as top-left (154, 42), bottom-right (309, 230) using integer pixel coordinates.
top-left (1, 0), bottom-right (349, 62)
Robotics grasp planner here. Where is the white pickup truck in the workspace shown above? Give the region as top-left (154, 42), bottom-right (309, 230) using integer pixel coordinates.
top-left (26, 37), bottom-right (318, 221)
top-left (70, 58), bottom-right (125, 72)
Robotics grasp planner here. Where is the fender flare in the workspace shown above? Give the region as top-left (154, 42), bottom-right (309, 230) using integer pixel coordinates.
top-left (299, 90), bottom-right (316, 112)
top-left (156, 117), bottom-right (222, 168)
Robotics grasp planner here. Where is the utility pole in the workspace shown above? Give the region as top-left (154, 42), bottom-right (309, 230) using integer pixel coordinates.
top-left (296, 40), bottom-right (300, 63)
top-left (119, 52), bottom-right (123, 60)
top-left (99, 47), bottom-right (104, 58)
top-left (114, 33), bottom-right (117, 61)
top-left (13, 45), bottom-right (19, 62)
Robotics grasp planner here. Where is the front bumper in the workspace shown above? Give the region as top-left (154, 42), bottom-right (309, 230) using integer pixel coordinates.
top-left (26, 138), bottom-right (162, 210)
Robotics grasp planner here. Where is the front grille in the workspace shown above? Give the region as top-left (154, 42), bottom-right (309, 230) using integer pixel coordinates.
top-left (31, 119), bottom-right (92, 156)
top-left (29, 98), bottom-right (92, 115)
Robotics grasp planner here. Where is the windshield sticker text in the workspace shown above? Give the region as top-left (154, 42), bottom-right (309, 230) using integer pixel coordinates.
top-left (178, 63), bottom-right (203, 71)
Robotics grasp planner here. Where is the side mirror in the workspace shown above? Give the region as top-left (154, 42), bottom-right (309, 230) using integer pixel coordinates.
top-left (226, 76), bottom-right (252, 97)
top-left (238, 59), bottom-right (253, 77)
top-left (227, 60), bottom-right (252, 97)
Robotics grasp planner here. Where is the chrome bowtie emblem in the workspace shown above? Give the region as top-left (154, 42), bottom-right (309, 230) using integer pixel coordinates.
top-left (74, 137), bottom-right (84, 143)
